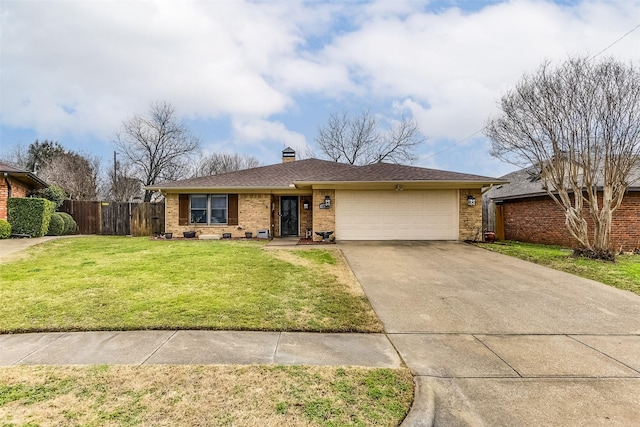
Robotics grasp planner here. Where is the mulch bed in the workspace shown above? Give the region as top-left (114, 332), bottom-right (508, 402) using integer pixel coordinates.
top-left (297, 238), bottom-right (336, 245)
top-left (152, 236), bottom-right (335, 244)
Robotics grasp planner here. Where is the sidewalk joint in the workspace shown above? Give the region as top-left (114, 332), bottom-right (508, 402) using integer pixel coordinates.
top-left (140, 330), bottom-right (177, 366)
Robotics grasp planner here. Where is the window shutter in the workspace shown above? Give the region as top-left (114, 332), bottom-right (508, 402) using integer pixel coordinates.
top-left (228, 194), bottom-right (238, 226)
top-left (179, 194), bottom-right (189, 226)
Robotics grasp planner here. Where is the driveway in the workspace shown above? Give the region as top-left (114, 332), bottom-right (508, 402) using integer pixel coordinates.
top-left (341, 241), bottom-right (640, 426)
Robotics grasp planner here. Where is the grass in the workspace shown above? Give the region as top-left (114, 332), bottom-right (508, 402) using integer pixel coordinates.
top-left (0, 237), bottom-right (382, 333)
top-left (477, 241), bottom-right (640, 295)
top-left (0, 365), bottom-right (414, 426)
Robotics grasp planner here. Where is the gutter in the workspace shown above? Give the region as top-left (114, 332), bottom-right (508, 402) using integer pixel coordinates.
top-left (3, 173), bottom-right (11, 198)
top-left (493, 186), bottom-right (640, 203)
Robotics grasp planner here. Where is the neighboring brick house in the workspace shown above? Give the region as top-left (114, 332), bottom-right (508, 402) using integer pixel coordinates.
top-left (147, 148), bottom-right (505, 242)
top-left (0, 163), bottom-right (49, 221)
top-left (484, 165), bottom-right (640, 252)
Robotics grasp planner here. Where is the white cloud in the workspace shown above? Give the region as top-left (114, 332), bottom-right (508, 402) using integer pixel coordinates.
top-left (231, 117), bottom-right (308, 151)
top-left (322, 0), bottom-right (638, 140)
top-left (1, 0), bottom-right (639, 175)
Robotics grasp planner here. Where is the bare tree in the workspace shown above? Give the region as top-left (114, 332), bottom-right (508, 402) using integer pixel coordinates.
top-left (107, 160), bottom-right (143, 202)
top-left (191, 153), bottom-right (262, 177)
top-left (315, 111), bottom-right (425, 165)
top-left (38, 152), bottom-right (101, 200)
top-left (486, 56), bottom-right (640, 259)
top-left (114, 101), bottom-right (201, 201)
top-left (0, 142), bottom-right (30, 169)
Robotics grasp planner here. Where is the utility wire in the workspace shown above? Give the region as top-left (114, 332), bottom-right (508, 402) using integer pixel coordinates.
top-left (424, 22), bottom-right (640, 162)
top-left (422, 127), bottom-right (486, 161)
top-left (589, 22), bottom-right (640, 61)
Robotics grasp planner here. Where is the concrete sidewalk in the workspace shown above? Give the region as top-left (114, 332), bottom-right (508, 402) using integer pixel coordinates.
top-left (0, 330), bottom-right (401, 368)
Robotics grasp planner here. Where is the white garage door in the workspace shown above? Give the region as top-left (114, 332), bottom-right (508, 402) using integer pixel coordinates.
top-left (335, 190), bottom-right (458, 240)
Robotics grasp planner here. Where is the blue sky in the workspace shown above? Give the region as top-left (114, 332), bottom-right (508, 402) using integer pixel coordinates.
top-left (1, 0), bottom-right (638, 178)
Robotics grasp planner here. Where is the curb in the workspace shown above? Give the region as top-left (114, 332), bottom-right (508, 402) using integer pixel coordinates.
top-left (400, 376), bottom-right (435, 427)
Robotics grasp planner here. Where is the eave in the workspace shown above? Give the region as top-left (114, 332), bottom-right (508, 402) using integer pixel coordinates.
top-left (2, 171), bottom-right (48, 190)
top-left (492, 185), bottom-right (640, 203)
top-left (294, 180), bottom-right (508, 191)
top-left (146, 185), bottom-right (312, 195)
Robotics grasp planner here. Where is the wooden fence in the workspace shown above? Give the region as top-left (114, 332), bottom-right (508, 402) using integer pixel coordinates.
top-left (61, 200), bottom-right (165, 236)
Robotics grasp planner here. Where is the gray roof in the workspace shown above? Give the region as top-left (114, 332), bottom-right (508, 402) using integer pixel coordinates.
top-left (149, 158), bottom-right (505, 190)
top-left (0, 162), bottom-right (49, 189)
top-left (487, 164), bottom-right (640, 201)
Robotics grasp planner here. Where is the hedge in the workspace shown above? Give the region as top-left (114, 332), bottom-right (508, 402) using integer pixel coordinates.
top-left (46, 212), bottom-right (65, 236)
top-left (57, 212), bottom-right (77, 235)
top-left (0, 219), bottom-right (11, 239)
top-left (7, 197), bottom-right (56, 237)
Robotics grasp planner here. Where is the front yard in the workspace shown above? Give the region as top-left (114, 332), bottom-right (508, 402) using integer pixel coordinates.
top-left (0, 237), bottom-right (413, 426)
top-left (477, 241), bottom-right (640, 296)
top-left (0, 237), bottom-right (382, 333)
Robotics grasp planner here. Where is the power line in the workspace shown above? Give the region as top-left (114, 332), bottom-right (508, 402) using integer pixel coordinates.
top-left (589, 22), bottom-right (640, 61)
top-left (422, 127), bottom-right (486, 161)
top-left (424, 22), bottom-right (640, 162)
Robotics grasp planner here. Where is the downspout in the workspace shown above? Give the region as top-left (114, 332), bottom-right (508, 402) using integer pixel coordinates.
top-left (3, 173), bottom-right (11, 198)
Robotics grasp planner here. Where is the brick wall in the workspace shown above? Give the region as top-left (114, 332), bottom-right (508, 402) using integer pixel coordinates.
top-left (459, 189), bottom-right (482, 241)
top-left (299, 195), bottom-right (313, 237)
top-left (0, 177), bottom-right (30, 221)
top-left (164, 193), bottom-right (271, 238)
top-left (502, 192), bottom-right (640, 251)
top-left (312, 189), bottom-right (335, 241)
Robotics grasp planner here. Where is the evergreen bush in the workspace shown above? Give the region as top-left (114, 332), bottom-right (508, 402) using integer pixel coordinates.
top-left (0, 219), bottom-right (11, 239)
top-left (58, 212), bottom-right (77, 235)
top-left (7, 198), bottom-right (56, 237)
top-left (46, 213), bottom-right (65, 236)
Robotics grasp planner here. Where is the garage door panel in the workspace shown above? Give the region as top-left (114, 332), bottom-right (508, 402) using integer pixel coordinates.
top-left (335, 190), bottom-right (458, 240)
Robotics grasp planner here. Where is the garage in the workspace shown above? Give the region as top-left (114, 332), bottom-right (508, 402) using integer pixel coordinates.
top-left (335, 189), bottom-right (459, 240)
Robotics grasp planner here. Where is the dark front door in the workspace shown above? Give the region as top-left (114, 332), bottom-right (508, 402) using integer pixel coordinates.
top-left (280, 196), bottom-right (299, 236)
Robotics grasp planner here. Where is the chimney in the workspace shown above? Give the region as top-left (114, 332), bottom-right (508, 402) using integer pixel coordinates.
top-left (282, 147), bottom-right (296, 163)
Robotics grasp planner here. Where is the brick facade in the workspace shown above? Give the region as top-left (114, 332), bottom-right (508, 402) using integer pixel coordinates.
top-left (165, 193), bottom-right (272, 237)
top-left (164, 187), bottom-right (484, 243)
top-left (312, 189), bottom-right (335, 241)
top-left (299, 195), bottom-right (313, 237)
top-left (0, 177), bottom-right (30, 221)
top-left (502, 193), bottom-right (640, 252)
top-left (459, 188), bottom-right (482, 241)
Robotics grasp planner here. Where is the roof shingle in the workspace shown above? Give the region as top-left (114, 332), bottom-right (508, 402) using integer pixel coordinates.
top-left (149, 158), bottom-right (505, 190)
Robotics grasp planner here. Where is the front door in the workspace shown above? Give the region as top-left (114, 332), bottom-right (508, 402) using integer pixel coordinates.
top-left (280, 196), bottom-right (299, 236)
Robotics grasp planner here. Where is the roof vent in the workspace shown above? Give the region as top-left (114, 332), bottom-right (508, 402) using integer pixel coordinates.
top-left (282, 147), bottom-right (296, 163)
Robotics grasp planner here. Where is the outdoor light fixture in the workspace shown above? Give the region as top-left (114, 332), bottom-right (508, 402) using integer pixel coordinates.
top-left (467, 195), bottom-right (476, 206)
top-left (395, 184), bottom-right (403, 191)
top-left (320, 195), bottom-right (331, 209)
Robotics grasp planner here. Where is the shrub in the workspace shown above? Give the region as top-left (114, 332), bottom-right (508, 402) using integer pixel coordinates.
top-left (0, 219), bottom-right (11, 239)
top-left (57, 212), bottom-right (77, 235)
top-left (46, 213), bottom-right (65, 236)
top-left (30, 185), bottom-right (66, 209)
top-left (7, 198), bottom-right (56, 237)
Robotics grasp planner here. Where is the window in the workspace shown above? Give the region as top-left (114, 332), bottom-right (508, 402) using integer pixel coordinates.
top-left (189, 194), bottom-right (228, 224)
top-left (190, 195), bottom-right (208, 224)
top-left (180, 194), bottom-right (237, 226)
top-left (210, 195), bottom-right (227, 224)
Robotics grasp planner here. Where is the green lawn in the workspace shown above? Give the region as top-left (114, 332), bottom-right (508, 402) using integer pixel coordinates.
top-left (0, 237), bottom-right (382, 333)
top-left (477, 241), bottom-right (640, 295)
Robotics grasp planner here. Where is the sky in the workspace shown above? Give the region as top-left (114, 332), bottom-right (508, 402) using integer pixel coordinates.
top-left (1, 0), bottom-right (639, 179)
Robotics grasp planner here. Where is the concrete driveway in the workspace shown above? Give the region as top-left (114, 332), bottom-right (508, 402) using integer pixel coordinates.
top-left (341, 241), bottom-right (640, 426)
